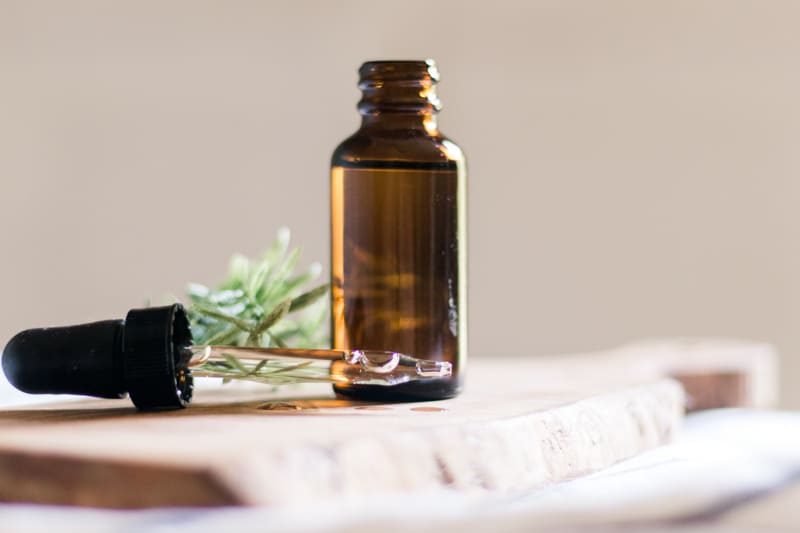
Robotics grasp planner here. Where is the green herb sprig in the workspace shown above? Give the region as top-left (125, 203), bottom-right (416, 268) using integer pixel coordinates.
top-left (187, 228), bottom-right (329, 352)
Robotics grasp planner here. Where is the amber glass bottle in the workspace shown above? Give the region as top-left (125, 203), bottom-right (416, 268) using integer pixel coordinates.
top-left (330, 60), bottom-right (467, 400)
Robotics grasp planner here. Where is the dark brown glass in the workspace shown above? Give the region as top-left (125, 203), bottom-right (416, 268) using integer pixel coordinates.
top-left (330, 60), bottom-right (467, 400)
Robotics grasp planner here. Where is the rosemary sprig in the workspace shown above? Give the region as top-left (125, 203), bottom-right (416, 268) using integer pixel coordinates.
top-left (186, 228), bottom-right (330, 384)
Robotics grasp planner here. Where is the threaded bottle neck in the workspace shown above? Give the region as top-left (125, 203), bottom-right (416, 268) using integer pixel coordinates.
top-left (357, 60), bottom-right (441, 117)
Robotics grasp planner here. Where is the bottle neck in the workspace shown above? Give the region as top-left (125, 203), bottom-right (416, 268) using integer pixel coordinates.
top-left (357, 60), bottom-right (441, 134)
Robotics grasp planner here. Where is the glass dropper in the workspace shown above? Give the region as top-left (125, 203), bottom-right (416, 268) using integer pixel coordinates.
top-left (1, 304), bottom-right (452, 411)
top-left (184, 345), bottom-right (452, 387)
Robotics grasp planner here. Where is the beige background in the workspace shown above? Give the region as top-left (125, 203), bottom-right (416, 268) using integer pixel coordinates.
top-left (1, 1), bottom-right (798, 406)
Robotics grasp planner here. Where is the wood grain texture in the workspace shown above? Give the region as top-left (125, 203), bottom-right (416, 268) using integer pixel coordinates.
top-left (0, 352), bottom-right (687, 508)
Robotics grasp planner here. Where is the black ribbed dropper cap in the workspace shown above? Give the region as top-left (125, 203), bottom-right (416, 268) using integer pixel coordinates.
top-left (1, 304), bottom-right (193, 411)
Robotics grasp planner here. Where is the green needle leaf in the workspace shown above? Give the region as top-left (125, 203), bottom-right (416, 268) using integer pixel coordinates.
top-left (270, 334), bottom-right (289, 348)
top-left (192, 302), bottom-right (253, 331)
top-left (204, 325), bottom-right (242, 346)
top-left (253, 299), bottom-right (292, 335)
top-left (263, 360), bottom-right (315, 375)
top-left (222, 353), bottom-right (249, 374)
top-left (289, 284), bottom-right (329, 313)
top-left (251, 359), bottom-right (270, 374)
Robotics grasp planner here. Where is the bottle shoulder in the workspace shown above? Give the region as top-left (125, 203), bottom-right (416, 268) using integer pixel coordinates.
top-left (331, 128), bottom-right (466, 167)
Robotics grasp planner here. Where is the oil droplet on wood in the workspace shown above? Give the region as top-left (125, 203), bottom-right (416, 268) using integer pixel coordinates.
top-left (259, 401), bottom-right (303, 411)
top-left (411, 406), bottom-right (448, 413)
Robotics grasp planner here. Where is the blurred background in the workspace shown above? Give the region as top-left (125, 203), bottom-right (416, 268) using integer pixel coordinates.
top-left (1, 1), bottom-right (798, 406)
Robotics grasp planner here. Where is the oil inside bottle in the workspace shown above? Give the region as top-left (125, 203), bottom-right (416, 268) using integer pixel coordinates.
top-left (331, 159), bottom-right (466, 400)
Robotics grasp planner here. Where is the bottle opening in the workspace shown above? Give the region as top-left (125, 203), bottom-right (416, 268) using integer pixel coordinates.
top-left (358, 59), bottom-right (441, 115)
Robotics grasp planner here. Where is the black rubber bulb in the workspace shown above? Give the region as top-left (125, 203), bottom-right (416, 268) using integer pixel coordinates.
top-left (1, 304), bottom-right (193, 411)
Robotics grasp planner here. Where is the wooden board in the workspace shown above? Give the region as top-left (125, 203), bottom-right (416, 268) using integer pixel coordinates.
top-left (0, 348), bottom-right (695, 509)
top-left (542, 339), bottom-right (779, 411)
top-left (0, 341), bottom-right (776, 507)
top-left (0, 339), bottom-right (778, 509)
